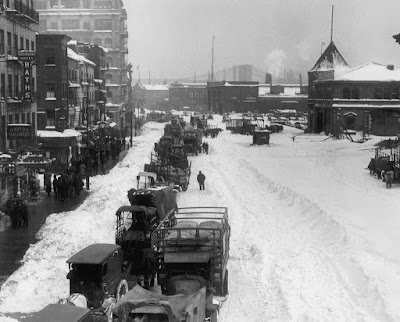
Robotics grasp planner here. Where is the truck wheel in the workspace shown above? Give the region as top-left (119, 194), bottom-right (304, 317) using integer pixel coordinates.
top-left (223, 269), bottom-right (229, 296)
top-left (182, 184), bottom-right (188, 191)
top-left (116, 279), bottom-right (129, 301)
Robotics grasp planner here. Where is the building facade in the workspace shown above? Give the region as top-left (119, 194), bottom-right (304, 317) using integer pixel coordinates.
top-left (0, 0), bottom-right (39, 205)
top-left (169, 83), bottom-right (207, 112)
top-left (132, 82), bottom-right (170, 111)
top-left (308, 41), bottom-right (400, 136)
top-left (36, 34), bottom-right (70, 131)
top-left (207, 81), bottom-right (259, 114)
top-left (35, 0), bottom-right (128, 131)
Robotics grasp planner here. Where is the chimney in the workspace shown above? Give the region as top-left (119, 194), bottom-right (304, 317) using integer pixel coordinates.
top-left (387, 65), bottom-right (394, 70)
top-left (299, 73), bottom-right (303, 89)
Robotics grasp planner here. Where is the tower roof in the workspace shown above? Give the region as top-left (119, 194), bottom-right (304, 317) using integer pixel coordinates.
top-left (310, 41), bottom-right (349, 72)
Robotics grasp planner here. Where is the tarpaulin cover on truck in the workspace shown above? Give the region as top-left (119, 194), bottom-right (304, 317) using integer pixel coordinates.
top-left (112, 284), bottom-right (206, 322)
top-left (128, 187), bottom-right (177, 220)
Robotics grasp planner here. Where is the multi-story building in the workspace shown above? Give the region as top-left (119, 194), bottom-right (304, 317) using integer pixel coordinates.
top-left (132, 82), bottom-right (170, 111)
top-left (35, 0), bottom-right (128, 131)
top-left (207, 81), bottom-right (259, 114)
top-left (169, 83), bottom-right (207, 112)
top-left (308, 41), bottom-right (400, 136)
top-left (36, 34), bottom-right (70, 131)
top-left (0, 0), bottom-right (39, 206)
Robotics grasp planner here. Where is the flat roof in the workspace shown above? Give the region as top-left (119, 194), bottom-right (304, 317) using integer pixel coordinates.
top-left (67, 244), bottom-right (120, 264)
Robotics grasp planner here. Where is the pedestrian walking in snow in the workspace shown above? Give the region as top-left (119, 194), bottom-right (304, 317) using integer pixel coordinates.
top-left (197, 171), bottom-right (206, 190)
top-left (204, 142), bottom-right (209, 155)
top-left (382, 169), bottom-right (394, 189)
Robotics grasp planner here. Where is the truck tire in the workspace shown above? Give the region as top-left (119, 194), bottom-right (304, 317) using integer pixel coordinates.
top-left (223, 269), bottom-right (229, 296)
top-left (181, 184), bottom-right (188, 191)
top-left (115, 279), bottom-right (129, 301)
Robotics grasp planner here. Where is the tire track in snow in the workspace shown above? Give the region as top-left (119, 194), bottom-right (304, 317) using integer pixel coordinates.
top-left (187, 130), bottom-right (393, 321)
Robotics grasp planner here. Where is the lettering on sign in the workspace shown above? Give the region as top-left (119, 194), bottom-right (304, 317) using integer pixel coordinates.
top-left (7, 125), bottom-right (31, 140)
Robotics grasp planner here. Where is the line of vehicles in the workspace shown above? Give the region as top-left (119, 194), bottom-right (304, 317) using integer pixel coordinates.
top-left (29, 119), bottom-right (230, 322)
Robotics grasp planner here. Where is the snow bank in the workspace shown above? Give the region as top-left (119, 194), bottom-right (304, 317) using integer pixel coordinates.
top-left (0, 122), bottom-right (165, 313)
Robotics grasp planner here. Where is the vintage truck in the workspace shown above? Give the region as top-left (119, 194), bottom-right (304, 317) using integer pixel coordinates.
top-left (116, 186), bottom-right (178, 288)
top-left (112, 275), bottom-right (219, 322)
top-left (66, 244), bottom-right (129, 310)
top-left (154, 207), bottom-right (230, 297)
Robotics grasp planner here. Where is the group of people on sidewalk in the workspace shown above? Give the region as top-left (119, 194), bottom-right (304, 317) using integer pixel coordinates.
top-left (4, 198), bottom-right (29, 229)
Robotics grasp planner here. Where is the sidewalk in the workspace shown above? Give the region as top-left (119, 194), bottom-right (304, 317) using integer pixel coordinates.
top-left (0, 148), bottom-right (129, 286)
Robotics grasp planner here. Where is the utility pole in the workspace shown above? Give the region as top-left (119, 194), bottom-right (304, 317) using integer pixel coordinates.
top-left (83, 96), bottom-right (90, 190)
top-left (330, 5), bottom-right (334, 42)
top-left (127, 63), bottom-right (133, 146)
top-left (211, 35), bottom-right (215, 82)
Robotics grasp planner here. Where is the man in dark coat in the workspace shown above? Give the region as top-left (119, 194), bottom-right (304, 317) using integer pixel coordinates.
top-left (197, 171), bottom-right (206, 190)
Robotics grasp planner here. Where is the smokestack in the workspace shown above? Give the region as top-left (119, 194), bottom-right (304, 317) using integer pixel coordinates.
top-left (299, 74), bottom-right (303, 93)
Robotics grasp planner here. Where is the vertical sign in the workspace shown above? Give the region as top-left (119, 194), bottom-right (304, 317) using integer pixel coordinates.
top-left (18, 52), bottom-right (36, 102)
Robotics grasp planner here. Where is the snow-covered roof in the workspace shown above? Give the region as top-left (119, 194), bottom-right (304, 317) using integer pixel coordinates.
top-left (67, 48), bottom-right (96, 66)
top-left (142, 84), bottom-right (169, 91)
top-left (37, 129), bottom-right (82, 138)
top-left (310, 41), bottom-right (350, 72)
top-left (332, 62), bottom-right (400, 82)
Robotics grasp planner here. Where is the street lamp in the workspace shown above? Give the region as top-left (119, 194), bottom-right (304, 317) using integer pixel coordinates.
top-left (130, 102), bottom-right (134, 147)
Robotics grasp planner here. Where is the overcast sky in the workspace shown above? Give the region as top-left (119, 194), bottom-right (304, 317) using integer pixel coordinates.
top-left (124, 0), bottom-right (400, 83)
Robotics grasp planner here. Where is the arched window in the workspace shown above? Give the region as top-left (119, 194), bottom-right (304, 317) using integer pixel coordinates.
top-left (351, 87), bottom-right (360, 99)
top-left (343, 87), bottom-right (350, 99)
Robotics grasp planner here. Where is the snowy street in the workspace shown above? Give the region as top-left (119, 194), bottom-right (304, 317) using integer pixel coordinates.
top-left (1, 116), bottom-right (400, 321)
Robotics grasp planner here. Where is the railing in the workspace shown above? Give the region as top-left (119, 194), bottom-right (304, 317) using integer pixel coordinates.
top-left (13, 0), bottom-right (39, 23)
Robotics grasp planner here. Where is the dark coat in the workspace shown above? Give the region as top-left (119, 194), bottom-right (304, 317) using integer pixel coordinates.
top-left (197, 173), bottom-right (205, 183)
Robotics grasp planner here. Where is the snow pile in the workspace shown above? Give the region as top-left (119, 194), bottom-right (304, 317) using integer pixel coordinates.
top-left (0, 122), bottom-right (165, 313)
top-left (1, 116), bottom-right (400, 321)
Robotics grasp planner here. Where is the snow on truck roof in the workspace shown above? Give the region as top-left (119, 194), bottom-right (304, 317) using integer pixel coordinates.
top-left (66, 244), bottom-right (120, 264)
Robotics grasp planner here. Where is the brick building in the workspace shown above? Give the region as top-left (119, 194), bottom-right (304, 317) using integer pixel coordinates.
top-left (132, 82), bottom-right (170, 111)
top-left (169, 83), bottom-right (207, 112)
top-left (0, 0), bottom-right (39, 206)
top-left (308, 41), bottom-right (400, 136)
top-left (35, 0), bottom-right (128, 131)
top-left (207, 81), bottom-right (258, 114)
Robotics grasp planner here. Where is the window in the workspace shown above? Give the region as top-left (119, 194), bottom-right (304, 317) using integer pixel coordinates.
top-left (6, 32), bottom-right (11, 55)
top-left (46, 110), bottom-right (55, 126)
top-left (383, 87), bottom-right (391, 100)
top-left (46, 83), bottom-right (55, 98)
top-left (392, 87), bottom-right (400, 100)
top-left (14, 34), bottom-right (18, 55)
top-left (343, 87), bottom-right (350, 99)
top-left (26, 39), bottom-right (29, 51)
top-left (45, 49), bottom-right (55, 65)
top-left (62, 19), bottom-right (80, 30)
top-left (374, 87), bottom-right (383, 99)
top-left (190, 92), bottom-right (194, 98)
top-left (27, 112), bottom-right (31, 123)
top-left (14, 75), bottom-right (18, 98)
top-left (31, 41), bottom-right (34, 51)
top-left (104, 38), bottom-right (113, 47)
top-left (21, 112), bottom-right (25, 124)
top-left (61, 0), bottom-right (80, 8)
top-left (20, 36), bottom-right (24, 50)
top-left (94, 19), bottom-right (112, 30)
top-left (8, 114), bottom-right (12, 124)
top-left (351, 87), bottom-right (360, 99)
top-left (8, 75), bottom-right (12, 97)
top-left (15, 113), bottom-right (19, 124)
top-left (0, 30), bottom-right (4, 55)
top-left (0, 74), bottom-right (5, 97)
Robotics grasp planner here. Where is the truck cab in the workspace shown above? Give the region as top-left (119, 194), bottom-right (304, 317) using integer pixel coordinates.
top-left (66, 244), bottom-right (128, 309)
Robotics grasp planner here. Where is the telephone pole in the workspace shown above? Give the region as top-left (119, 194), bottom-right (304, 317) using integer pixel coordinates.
top-left (211, 35), bottom-right (215, 82)
top-left (127, 63), bottom-right (133, 147)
